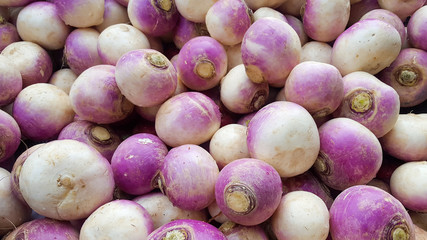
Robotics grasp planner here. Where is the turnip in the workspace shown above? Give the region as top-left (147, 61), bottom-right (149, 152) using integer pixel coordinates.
top-left (333, 71), bottom-right (400, 138)
top-left (176, 36), bottom-right (227, 91)
top-left (0, 167), bottom-right (31, 236)
top-left (247, 101), bottom-right (320, 178)
top-left (377, 0), bottom-right (426, 20)
top-left (407, 6), bottom-right (427, 51)
top-left (329, 185), bottom-right (415, 240)
top-left (347, 0), bottom-right (380, 26)
top-left (147, 219), bottom-right (227, 239)
top-left (63, 28), bottom-right (102, 75)
top-left (241, 17), bottom-right (301, 87)
top-left (16, 1), bottom-right (71, 50)
top-left (215, 158), bottom-right (282, 226)
top-left (285, 14), bottom-right (309, 46)
top-left (12, 83), bottom-right (74, 141)
top-left (271, 191), bottom-right (330, 240)
top-left (95, 0), bottom-right (130, 32)
top-left (58, 120), bottom-right (121, 161)
top-left (281, 170), bottom-right (334, 209)
top-left (360, 9), bottom-right (406, 46)
top-left (80, 199), bottom-right (154, 239)
top-left (300, 41), bottom-right (332, 63)
top-left (253, 7), bottom-right (288, 22)
top-left (174, 0), bottom-right (216, 23)
top-left (128, 0), bottom-right (179, 37)
top-left (302, 0), bottom-right (350, 42)
top-left (155, 144), bottom-right (219, 210)
top-left (53, 0), bottom-right (105, 28)
top-left (381, 114), bottom-right (427, 162)
top-left (0, 18), bottom-right (19, 52)
top-left (48, 68), bottom-right (77, 95)
top-left (390, 161), bottom-right (427, 212)
top-left (331, 19), bottom-right (401, 76)
top-left (312, 118), bottom-right (382, 190)
top-left (277, 0), bottom-right (305, 17)
top-left (209, 123), bottom-right (250, 169)
top-left (0, 55), bottom-right (22, 106)
top-left (207, 201), bottom-right (230, 224)
top-left (244, 0), bottom-right (288, 10)
top-left (155, 92), bottom-right (221, 147)
top-left (115, 49), bottom-right (177, 107)
top-left (133, 192), bottom-right (208, 229)
top-left (219, 221), bottom-right (269, 240)
top-left (1, 41), bottom-right (53, 87)
top-left (284, 61), bottom-right (344, 118)
top-left (18, 139), bottom-right (115, 220)
top-left (220, 64), bottom-right (269, 114)
top-left (0, 109), bottom-right (20, 163)
top-left (97, 23), bottom-right (151, 65)
top-left (205, 0), bottom-right (253, 46)
top-left (2, 218), bottom-right (79, 240)
top-left (377, 48), bottom-right (427, 107)
top-left (173, 15), bottom-right (209, 49)
top-left (69, 64), bottom-right (134, 124)
top-left (111, 133), bottom-right (167, 195)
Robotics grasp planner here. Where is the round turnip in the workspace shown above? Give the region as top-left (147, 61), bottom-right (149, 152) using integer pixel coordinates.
top-left (219, 221), bottom-right (269, 240)
top-left (377, 0), bottom-right (426, 20)
top-left (172, 15), bottom-right (209, 49)
top-left (0, 55), bottom-right (22, 107)
top-left (95, 0), bottom-right (130, 32)
top-left (300, 41), bottom-right (333, 63)
top-left (174, 0), bottom-right (216, 23)
top-left (18, 139), bottom-right (115, 220)
top-left (247, 101), bottom-right (320, 178)
top-left (0, 109), bottom-right (20, 163)
top-left (53, 0), bottom-right (105, 28)
top-left (407, 6), bottom-right (427, 51)
top-left (284, 14), bottom-right (309, 46)
top-left (0, 18), bottom-right (19, 52)
top-left (147, 219), bottom-right (227, 239)
top-left (312, 118), bottom-right (382, 190)
top-left (224, 44), bottom-right (243, 72)
top-left (48, 68), bottom-right (77, 95)
top-left (253, 7), bottom-right (288, 22)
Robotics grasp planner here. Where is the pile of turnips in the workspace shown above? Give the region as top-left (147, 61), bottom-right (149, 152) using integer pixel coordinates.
top-left (2, 0), bottom-right (427, 239)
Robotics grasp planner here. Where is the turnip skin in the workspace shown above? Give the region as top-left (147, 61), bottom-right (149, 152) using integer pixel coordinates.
top-left (302, 0), bottom-right (351, 42)
top-left (155, 92), bottom-right (221, 147)
top-left (69, 65), bottom-right (134, 124)
top-left (111, 133), bottom-right (168, 195)
top-left (16, 1), bottom-right (71, 50)
top-left (253, 7), bottom-right (288, 22)
top-left (95, 0), bottom-right (130, 32)
top-left (53, 0), bottom-right (105, 28)
top-left (205, 0), bottom-right (253, 46)
top-left (172, 15), bottom-right (209, 50)
top-left (18, 139), bottom-right (115, 221)
top-left (378, 48), bottom-right (427, 107)
top-left (2, 218), bottom-right (79, 240)
top-left (241, 17), bottom-right (301, 87)
top-left (58, 120), bottom-right (122, 161)
top-left (207, 200), bottom-right (230, 224)
top-left (157, 144), bottom-right (219, 211)
top-left (176, 36), bottom-right (227, 91)
top-left (390, 161), bottom-right (427, 212)
top-left (331, 19), bottom-right (401, 76)
top-left (219, 221), bottom-right (269, 240)
top-left (271, 191), bottom-right (330, 240)
top-left (48, 68), bottom-right (77, 95)
top-left (313, 118), bottom-right (383, 191)
top-left (329, 185), bottom-right (415, 240)
top-left (247, 101), bottom-right (320, 178)
top-left (1, 41), bottom-right (53, 88)
top-left (407, 6), bottom-right (427, 51)
top-left (377, 0), bottom-right (426, 21)
top-left (215, 158), bottom-right (282, 226)
top-left (133, 192), bottom-right (208, 230)
top-left (333, 71), bottom-right (400, 138)
top-left (97, 23), bottom-right (151, 66)
top-left (0, 168), bottom-right (32, 236)
top-left (0, 20), bottom-right (19, 52)
top-left (285, 14), bottom-right (309, 46)
top-left (12, 83), bottom-right (75, 141)
top-left (115, 49), bottom-right (177, 108)
top-left (174, 0), bottom-right (217, 23)
top-left (300, 41), bottom-right (332, 64)
top-left (0, 109), bottom-right (20, 163)
top-left (79, 200), bottom-right (154, 240)
top-left (284, 61), bottom-right (344, 118)
top-left (128, 0), bottom-right (179, 37)
top-left (147, 219), bottom-right (227, 239)
top-left (380, 114), bottom-right (427, 162)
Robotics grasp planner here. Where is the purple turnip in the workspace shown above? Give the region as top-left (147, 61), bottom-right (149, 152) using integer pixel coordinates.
top-left (271, 191), bottom-right (330, 240)
top-left (247, 101), bottom-right (320, 178)
top-left (284, 61), bottom-right (344, 118)
top-left (0, 18), bottom-right (19, 52)
top-left (53, 0), bottom-right (105, 28)
top-left (95, 0), bottom-right (130, 32)
top-left (312, 117), bottom-right (383, 190)
top-left (241, 17), bottom-right (301, 87)
top-left (115, 49), bottom-right (177, 107)
top-left (0, 109), bottom-right (20, 163)
top-left (155, 144), bottom-right (219, 211)
top-left (219, 221), bottom-right (269, 240)
top-left (253, 7), bottom-right (288, 22)
top-left (215, 158), bottom-right (282, 226)
top-left (329, 185), bottom-right (415, 240)
top-left (407, 6), bottom-right (427, 51)
top-left (333, 71), bottom-right (400, 138)
top-left (284, 14), bottom-right (309, 46)
top-left (12, 83), bottom-right (75, 141)
top-left (176, 36), bottom-right (227, 91)
top-left (155, 92), bottom-right (221, 147)
top-left (0, 55), bottom-right (21, 107)
top-left (172, 15), bottom-right (209, 49)
top-left (147, 219), bottom-right (227, 239)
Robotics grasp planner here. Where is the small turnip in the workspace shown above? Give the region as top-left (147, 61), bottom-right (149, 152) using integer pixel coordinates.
top-left (300, 41), bottom-right (333, 63)
top-left (0, 55), bottom-right (21, 107)
top-left (95, 0), bottom-right (130, 32)
top-left (53, 0), bottom-right (105, 28)
top-left (0, 18), bottom-right (19, 52)
top-left (48, 68), bottom-right (77, 95)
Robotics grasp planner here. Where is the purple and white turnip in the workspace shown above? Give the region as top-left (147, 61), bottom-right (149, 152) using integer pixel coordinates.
top-left (0, 55), bottom-right (21, 107)
top-left (147, 219), bottom-right (227, 239)
top-left (53, 0), bottom-right (105, 28)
